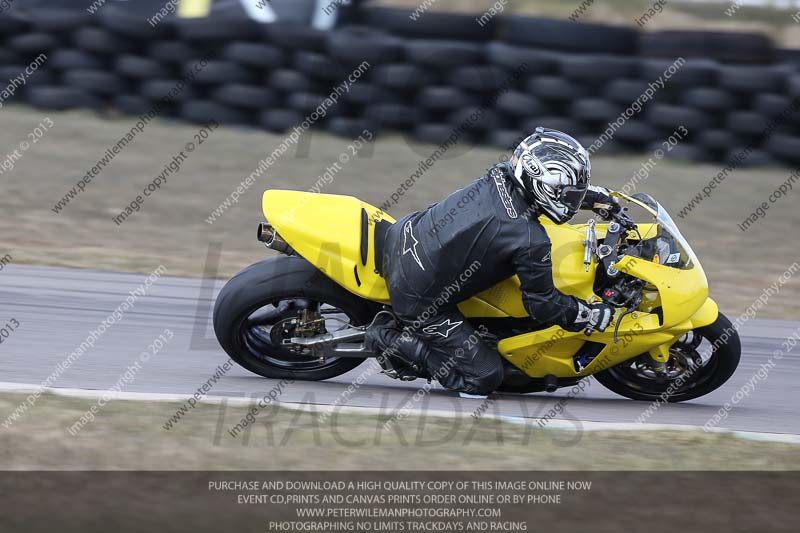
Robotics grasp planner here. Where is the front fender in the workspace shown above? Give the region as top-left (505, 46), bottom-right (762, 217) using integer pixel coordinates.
top-left (687, 297), bottom-right (719, 329)
top-left (644, 297), bottom-right (719, 364)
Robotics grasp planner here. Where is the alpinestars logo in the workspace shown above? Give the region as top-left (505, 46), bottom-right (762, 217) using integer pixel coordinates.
top-left (491, 171), bottom-right (518, 220)
top-left (402, 220), bottom-right (425, 271)
top-left (422, 318), bottom-right (463, 338)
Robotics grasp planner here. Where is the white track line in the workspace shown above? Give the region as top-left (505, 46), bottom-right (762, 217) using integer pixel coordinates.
top-left (1, 381), bottom-right (799, 444)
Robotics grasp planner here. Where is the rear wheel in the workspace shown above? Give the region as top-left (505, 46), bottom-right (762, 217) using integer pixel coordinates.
top-left (594, 312), bottom-right (741, 402)
top-left (213, 256), bottom-right (377, 380)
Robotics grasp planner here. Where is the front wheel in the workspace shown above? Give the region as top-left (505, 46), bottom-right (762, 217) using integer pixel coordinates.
top-left (213, 256), bottom-right (378, 381)
top-left (593, 312), bottom-right (741, 402)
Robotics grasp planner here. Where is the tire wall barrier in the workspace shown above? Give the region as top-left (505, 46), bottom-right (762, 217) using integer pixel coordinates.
top-left (2, 5), bottom-right (800, 165)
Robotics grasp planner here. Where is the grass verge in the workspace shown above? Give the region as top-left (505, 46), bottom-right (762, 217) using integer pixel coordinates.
top-left (1, 392), bottom-right (798, 470)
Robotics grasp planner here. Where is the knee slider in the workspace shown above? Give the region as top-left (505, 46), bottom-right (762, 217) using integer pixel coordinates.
top-left (469, 358), bottom-right (505, 395)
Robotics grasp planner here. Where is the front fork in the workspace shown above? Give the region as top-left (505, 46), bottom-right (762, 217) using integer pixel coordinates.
top-left (642, 298), bottom-right (718, 374)
top-left (647, 339), bottom-right (678, 374)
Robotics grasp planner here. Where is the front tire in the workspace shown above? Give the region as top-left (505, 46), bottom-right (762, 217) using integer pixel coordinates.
top-left (594, 312), bottom-right (741, 402)
top-left (213, 256), bottom-right (378, 381)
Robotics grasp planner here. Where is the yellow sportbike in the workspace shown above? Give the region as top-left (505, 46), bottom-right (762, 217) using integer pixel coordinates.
top-left (213, 190), bottom-right (740, 402)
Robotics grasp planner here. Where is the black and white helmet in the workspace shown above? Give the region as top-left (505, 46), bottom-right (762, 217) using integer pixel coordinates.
top-left (509, 127), bottom-right (591, 224)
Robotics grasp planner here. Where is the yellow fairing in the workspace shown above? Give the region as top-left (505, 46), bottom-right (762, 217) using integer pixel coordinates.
top-left (495, 226), bottom-right (716, 377)
top-left (263, 190), bottom-right (395, 303)
top-left (460, 221), bottom-right (666, 318)
top-left (263, 190), bottom-right (719, 379)
top-left (497, 298), bottom-right (718, 378)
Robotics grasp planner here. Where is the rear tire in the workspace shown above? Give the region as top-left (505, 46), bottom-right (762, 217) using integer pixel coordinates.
top-left (213, 256), bottom-right (378, 381)
top-left (594, 312), bottom-right (741, 402)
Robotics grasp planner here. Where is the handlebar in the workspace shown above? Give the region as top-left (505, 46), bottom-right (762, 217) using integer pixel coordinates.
top-left (612, 208), bottom-right (637, 232)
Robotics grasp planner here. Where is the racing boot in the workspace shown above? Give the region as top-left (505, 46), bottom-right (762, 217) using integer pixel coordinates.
top-left (365, 313), bottom-right (431, 381)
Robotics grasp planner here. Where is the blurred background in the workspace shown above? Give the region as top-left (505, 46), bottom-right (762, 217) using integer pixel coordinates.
top-left (1, 0), bottom-right (799, 318)
top-left (1, 0), bottom-right (800, 478)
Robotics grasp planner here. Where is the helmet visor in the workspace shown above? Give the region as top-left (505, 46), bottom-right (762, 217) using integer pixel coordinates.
top-left (558, 184), bottom-right (588, 215)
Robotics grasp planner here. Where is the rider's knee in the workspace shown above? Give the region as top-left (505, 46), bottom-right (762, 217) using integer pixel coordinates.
top-left (468, 358), bottom-right (505, 395)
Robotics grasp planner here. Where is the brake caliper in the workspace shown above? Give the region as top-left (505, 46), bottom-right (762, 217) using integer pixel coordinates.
top-left (294, 309), bottom-right (326, 338)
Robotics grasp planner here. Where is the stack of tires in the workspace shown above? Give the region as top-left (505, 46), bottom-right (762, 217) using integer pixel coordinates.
top-left (0, 9), bottom-right (90, 109)
top-left (485, 17), bottom-right (638, 154)
top-left (483, 18), bottom-right (799, 165)
top-left (2, 5), bottom-right (800, 166)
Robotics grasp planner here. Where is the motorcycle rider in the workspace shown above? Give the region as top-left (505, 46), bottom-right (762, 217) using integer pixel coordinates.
top-left (366, 128), bottom-right (620, 395)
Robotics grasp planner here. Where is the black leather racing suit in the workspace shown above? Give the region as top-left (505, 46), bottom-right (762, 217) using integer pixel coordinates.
top-left (379, 162), bottom-right (608, 395)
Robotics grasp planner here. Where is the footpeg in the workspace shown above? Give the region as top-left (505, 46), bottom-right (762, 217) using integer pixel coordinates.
top-left (380, 368), bottom-right (418, 382)
top-left (377, 355), bottom-right (418, 381)
top-left (544, 374), bottom-right (558, 393)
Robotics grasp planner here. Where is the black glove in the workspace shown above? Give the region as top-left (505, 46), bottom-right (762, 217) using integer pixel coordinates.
top-left (588, 187), bottom-right (621, 220)
top-left (566, 301), bottom-right (615, 334)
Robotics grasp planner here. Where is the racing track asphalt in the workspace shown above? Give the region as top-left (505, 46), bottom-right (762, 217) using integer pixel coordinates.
top-left (1, 265), bottom-right (798, 435)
